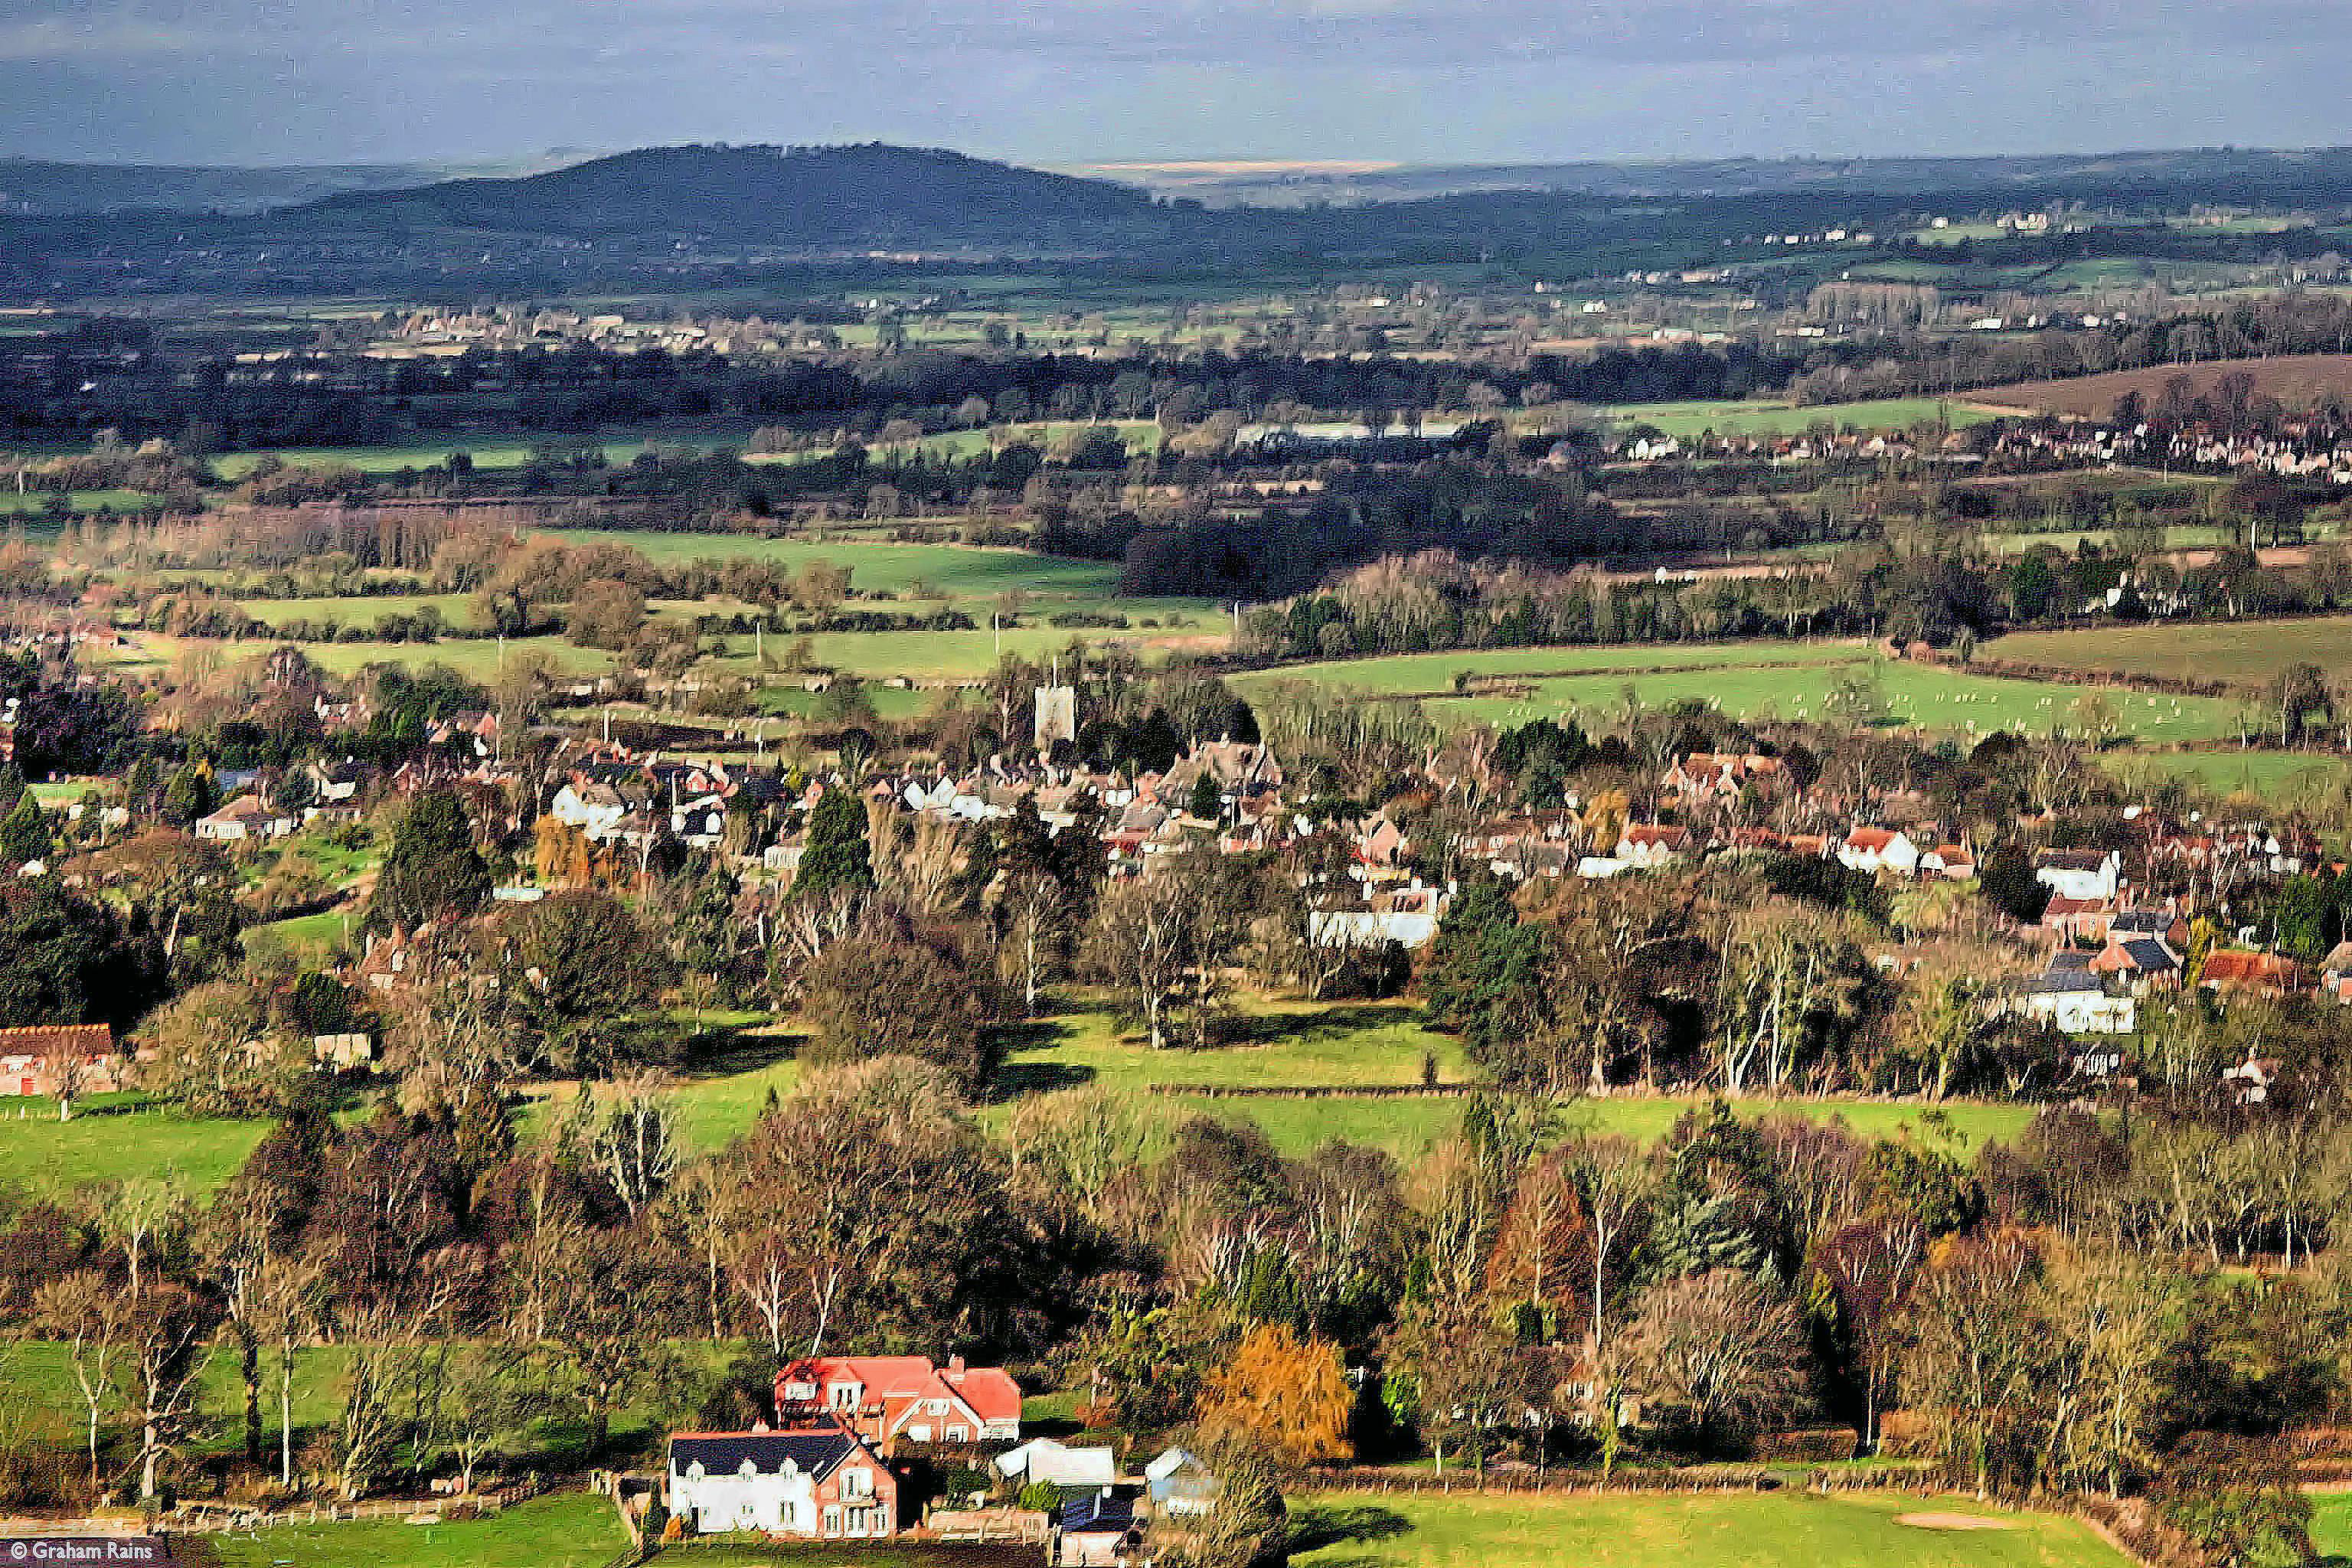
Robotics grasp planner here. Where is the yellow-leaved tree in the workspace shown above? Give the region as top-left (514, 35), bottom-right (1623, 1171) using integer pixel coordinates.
top-left (1196, 1324), bottom-right (1353, 1465)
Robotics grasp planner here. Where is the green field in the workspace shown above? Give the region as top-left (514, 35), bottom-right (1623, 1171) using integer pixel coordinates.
top-left (0, 1098), bottom-right (273, 1194)
top-left (2313, 1491), bottom-right (2352, 1558)
top-left (1245, 646), bottom-right (2243, 743)
top-left (243, 906), bottom-right (361, 962)
top-left (541, 531), bottom-right (1125, 600)
top-left (1289, 1490), bottom-right (2124, 1568)
top-left (86, 630), bottom-right (615, 681)
top-left (1233, 642), bottom-right (1859, 697)
top-left (234, 593), bottom-right (488, 631)
top-left (1989, 616), bottom-right (2352, 691)
top-left (0, 488), bottom-right (161, 515)
top-left (208, 1489), bottom-right (628, 1568)
top-left (2102, 749), bottom-right (2352, 805)
top-left (210, 435), bottom-right (742, 479)
top-left (1602, 399), bottom-right (1998, 439)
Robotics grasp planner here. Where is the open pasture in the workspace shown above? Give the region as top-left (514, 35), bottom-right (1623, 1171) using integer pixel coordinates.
top-left (209, 433), bottom-right (742, 479)
top-left (1287, 1488), bottom-right (2125, 1568)
top-left (204, 1489), bottom-right (628, 1568)
top-left (1975, 353), bottom-right (2352, 418)
top-left (542, 530), bottom-right (1128, 603)
top-left (1247, 645), bottom-right (2243, 742)
top-left (1603, 397), bottom-right (1996, 439)
top-left (83, 629), bottom-right (616, 681)
top-left (1233, 641), bottom-right (1858, 697)
top-left (0, 1096), bottom-right (273, 1194)
top-left (1988, 616), bottom-right (2352, 691)
top-left (2102, 749), bottom-right (2352, 805)
top-left (232, 591), bottom-right (487, 630)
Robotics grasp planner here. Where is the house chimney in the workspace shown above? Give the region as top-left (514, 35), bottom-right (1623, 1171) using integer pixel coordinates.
top-left (947, 1354), bottom-right (965, 1374)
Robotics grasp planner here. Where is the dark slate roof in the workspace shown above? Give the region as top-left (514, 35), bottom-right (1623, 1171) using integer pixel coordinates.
top-left (1063, 1493), bottom-right (1135, 1533)
top-left (2050, 949), bottom-right (2092, 972)
top-left (2111, 910), bottom-right (2174, 934)
top-left (670, 1429), bottom-right (858, 1480)
top-left (2015, 969), bottom-right (2109, 996)
top-left (2115, 937), bottom-right (2179, 971)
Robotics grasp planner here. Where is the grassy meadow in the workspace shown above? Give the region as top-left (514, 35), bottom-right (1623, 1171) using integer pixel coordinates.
top-left (1988, 616), bottom-right (2352, 691)
top-left (1286, 1489), bottom-right (2125, 1568)
top-left (1602, 398), bottom-right (1998, 439)
top-left (1241, 645), bottom-right (2244, 743)
top-left (207, 1489), bottom-right (628, 1568)
top-left (0, 1096), bottom-right (273, 1194)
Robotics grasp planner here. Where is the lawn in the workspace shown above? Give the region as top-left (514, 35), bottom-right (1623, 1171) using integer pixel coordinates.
top-left (207, 1489), bottom-right (628, 1568)
top-left (0, 1097), bottom-right (273, 1194)
top-left (1988, 616), bottom-right (2352, 692)
top-left (1602, 398), bottom-right (1998, 439)
top-left (1286, 1488), bottom-right (2125, 1568)
top-left (243, 906), bottom-right (361, 962)
top-left (2313, 1490), bottom-right (2352, 1559)
top-left (997, 998), bottom-right (1473, 1095)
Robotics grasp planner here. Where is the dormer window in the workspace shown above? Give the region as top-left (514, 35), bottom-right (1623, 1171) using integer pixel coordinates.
top-left (783, 1381), bottom-right (816, 1401)
top-left (685, 1462), bottom-right (705, 1480)
top-left (829, 1382), bottom-right (862, 1410)
top-left (740, 1459), bottom-right (760, 1478)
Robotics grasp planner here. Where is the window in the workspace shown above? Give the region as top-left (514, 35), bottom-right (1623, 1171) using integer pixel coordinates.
top-left (823, 1506), bottom-right (843, 1537)
top-left (946, 1425), bottom-right (968, 1442)
top-left (829, 1382), bottom-right (861, 1410)
top-left (783, 1381), bottom-right (816, 1402)
top-left (840, 1468), bottom-right (871, 1498)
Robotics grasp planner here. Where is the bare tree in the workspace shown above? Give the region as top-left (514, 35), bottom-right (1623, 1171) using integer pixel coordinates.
top-left (1621, 1269), bottom-right (1808, 1452)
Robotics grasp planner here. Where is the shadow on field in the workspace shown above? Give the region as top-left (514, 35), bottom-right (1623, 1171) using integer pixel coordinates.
top-left (985, 1020), bottom-right (1098, 1099)
top-left (1225, 1002), bottom-right (1421, 1048)
top-left (1288, 1502), bottom-right (1413, 1554)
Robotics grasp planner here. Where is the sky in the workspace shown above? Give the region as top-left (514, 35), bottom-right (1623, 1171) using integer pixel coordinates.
top-left (2, 0), bottom-right (2348, 168)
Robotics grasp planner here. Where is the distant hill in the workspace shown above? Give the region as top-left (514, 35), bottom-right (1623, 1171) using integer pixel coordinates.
top-left (0, 158), bottom-right (443, 216)
top-left (292, 143), bottom-right (1170, 246)
top-left (1075, 146), bottom-right (2352, 208)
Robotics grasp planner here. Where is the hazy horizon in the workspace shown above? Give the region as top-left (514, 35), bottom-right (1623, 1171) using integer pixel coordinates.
top-left (4, 0), bottom-right (2349, 168)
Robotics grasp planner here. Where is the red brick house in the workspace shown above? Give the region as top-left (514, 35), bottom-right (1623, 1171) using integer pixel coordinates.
top-left (774, 1355), bottom-right (1023, 1447)
top-left (666, 1423), bottom-right (899, 1538)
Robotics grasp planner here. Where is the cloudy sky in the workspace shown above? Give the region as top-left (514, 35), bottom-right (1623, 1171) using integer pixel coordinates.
top-left (2, 0), bottom-right (2347, 167)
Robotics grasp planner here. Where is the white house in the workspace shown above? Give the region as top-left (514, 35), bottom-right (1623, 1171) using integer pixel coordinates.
top-left (194, 795), bottom-right (297, 842)
top-left (1838, 828), bottom-right (1919, 876)
top-left (549, 782), bottom-right (629, 838)
top-left (2000, 968), bottom-right (2135, 1034)
top-left (2035, 848), bottom-right (2122, 903)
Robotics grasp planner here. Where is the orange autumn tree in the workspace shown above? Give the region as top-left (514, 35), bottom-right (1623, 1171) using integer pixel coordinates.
top-left (1196, 1324), bottom-right (1353, 1465)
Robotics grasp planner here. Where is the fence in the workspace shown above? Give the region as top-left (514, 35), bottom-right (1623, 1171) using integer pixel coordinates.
top-left (162, 1473), bottom-right (550, 1536)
